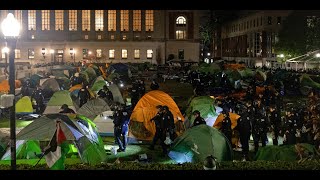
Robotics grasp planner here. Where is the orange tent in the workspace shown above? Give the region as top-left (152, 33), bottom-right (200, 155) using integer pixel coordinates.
top-left (0, 79), bottom-right (21, 93)
top-left (213, 112), bottom-right (240, 129)
top-left (129, 90), bottom-right (184, 140)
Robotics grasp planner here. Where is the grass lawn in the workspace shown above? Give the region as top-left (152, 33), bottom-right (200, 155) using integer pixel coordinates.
top-left (0, 119), bottom-right (33, 128)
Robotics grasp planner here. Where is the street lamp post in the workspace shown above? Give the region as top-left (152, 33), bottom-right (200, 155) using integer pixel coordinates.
top-left (2, 47), bottom-right (9, 79)
top-left (1, 13), bottom-right (20, 170)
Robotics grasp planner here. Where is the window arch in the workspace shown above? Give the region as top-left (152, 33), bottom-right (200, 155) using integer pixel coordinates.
top-left (176, 16), bottom-right (186, 25)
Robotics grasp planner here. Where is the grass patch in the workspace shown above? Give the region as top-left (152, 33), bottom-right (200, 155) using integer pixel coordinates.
top-left (0, 119), bottom-right (33, 128)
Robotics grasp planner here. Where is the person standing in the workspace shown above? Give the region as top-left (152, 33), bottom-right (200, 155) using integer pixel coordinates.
top-left (149, 105), bottom-right (167, 154)
top-left (220, 110), bottom-right (232, 144)
top-left (192, 110), bottom-right (206, 127)
top-left (162, 106), bottom-right (176, 142)
top-left (269, 105), bottom-right (281, 145)
top-left (237, 105), bottom-right (252, 161)
top-left (78, 85), bottom-right (90, 107)
top-left (31, 85), bottom-right (45, 114)
top-left (113, 105), bottom-right (130, 152)
top-left (150, 79), bottom-right (160, 90)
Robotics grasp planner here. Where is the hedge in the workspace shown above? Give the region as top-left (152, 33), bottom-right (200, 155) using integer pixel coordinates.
top-left (2, 160), bottom-right (320, 170)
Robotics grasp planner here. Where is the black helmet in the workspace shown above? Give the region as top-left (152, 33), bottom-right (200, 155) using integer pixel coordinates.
top-left (192, 110), bottom-right (200, 116)
top-left (162, 106), bottom-right (169, 111)
top-left (60, 104), bottom-right (68, 109)
top-left (203, 155), bottom-right (217, 170)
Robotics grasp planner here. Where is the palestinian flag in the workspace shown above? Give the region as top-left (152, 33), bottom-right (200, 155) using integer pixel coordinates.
top-left (44, 121), bottom-right (70, 170)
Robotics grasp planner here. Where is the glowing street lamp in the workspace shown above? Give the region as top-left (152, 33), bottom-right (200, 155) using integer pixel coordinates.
top-left (316, 53), bottom-right (320, 58)
top-left (1, 13), bottom-right (20, 170)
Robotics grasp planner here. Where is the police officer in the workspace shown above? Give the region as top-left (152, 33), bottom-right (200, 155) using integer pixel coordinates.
top-left (21, 79), bottom-right (32, 96)
top-left (78, 85), bottom-right (90, 107)
top-left (149, 105), bottom-right (167, 154)
top-left (283, 109), bottom-right (297, 145)
top-left (192, 110), bottom-right (206, 127)
top-left (31, 85), bottom-right (45, 114)
top-left (237, 103), bottom-right (252, 160)
top-left (252, 101), bottom-right (269, 153)
top-left (70, 72), bottom-right (83, 86)
top-left (97, 85), bottom-right (108, 99)
top-left (130, 81), bottom-right (139, 110)
top-left (113, 105), bottom-right (125, 152)
top-left (138, 79), bottom-right (146, 98)
top-left (162, 106), bottom-right (175, 142)
top-left (269, 105), bottom-right (281, 145)
top-left (220, 110), bottom-right (232, 144)
top-left (59, 104), bottom-right (75, 114)
top-left (150, 79), bottom-right (160, 90)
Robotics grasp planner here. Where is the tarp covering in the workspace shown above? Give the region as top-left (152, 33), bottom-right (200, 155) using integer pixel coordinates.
top-left (129, 90), bottom-right (184, 140)
top-left (254, 143), bottom-right (317, 161)
top-left (213, 112), bottom-right (240, 129)
top-left (108, 84), bottom-right (125, 104)
top-left (168, 125), bottom-right (233, 163)
top-left (41, 78), bottom-right (61, 92)
top-left (184, 96), bottom-right (217, 128)
top-left (16, 96), bottom-right (34, 114)
top-left (1, 140), bottom-right (41, 160)
top-left (77, 98), bottom-right (110, 120)
top-left (0, 80), bottom-right (22, 93)
top-left (43, 90), bottom-right (77, 114)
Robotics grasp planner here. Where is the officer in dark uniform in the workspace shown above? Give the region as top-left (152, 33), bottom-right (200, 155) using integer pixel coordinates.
top-left (162, 106), bottom-right (175, 141)
top-left (283, 109), bottom-right (297, 145)
top-left (59, 104), bottom-right (75, 114)
top-left (130, 81), bottom-right (139, 110)
top-left (70, 72), bottom-right (83, 86)
top-left (220, 110), bottom-right (232, 144)
top-left (78, 85), bottom-right (90, 107)
top-left (21, 79), bottom-right (32, 96)
top-left (113, 105), bottom-right (125, 152)
top-left (150, 79), bottom-right (160, 90)
top-left (97, 85), bottom-right (108, 99)
top-left (237, 103), bottom-right (252, 160)
top-left (252, 102), bottom-right (269, 153)
top-left (192, 110), bottom-right (206, 127)
top-left (269, 105), bottom-right (281, 145)
top-left (138, 79), bottom-right (146, 98)
top-left (31, 85), bottom-right (45, 114)
top-left (149, 105), bottom-right (167, 154)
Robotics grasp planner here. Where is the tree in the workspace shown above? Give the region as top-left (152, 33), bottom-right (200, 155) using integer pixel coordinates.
top-left (275, 11), bottom-right (320, 59)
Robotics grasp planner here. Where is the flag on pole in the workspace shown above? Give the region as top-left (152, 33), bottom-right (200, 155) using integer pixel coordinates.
top-left (44, 121), bottom-right (69, 170)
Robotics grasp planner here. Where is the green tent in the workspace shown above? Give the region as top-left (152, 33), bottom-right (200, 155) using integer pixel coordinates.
top-left (91, 80), bottom-right (107, 92)
top-left (225, 69), bottom-right (242, 86)
top-left (41, 78), bottom-right (61, 92)
top-left (168, 125), bottom-right (233, 163)
top-left (43, 90), bottom-right (77, 114)
top-left (55, 77), bottom-right (71, 90)
top-left (254, 143), bottom-right (317, 161)
top-left (80, 71), bottom-right (89, 84)
top-left (93, 76), bottom-right (105, 85)
top-left (77, 98), bottom-right (111, 120)
top-left (238, 68), bottom-right (254, 79)
top-left (300, 74), bottom-right (320, 90)
top-left (16, 96), bottom-right (34, 114)
top-left (184, 96), bottom-right (217, 128)
top-left (84, 67), bottom-right (97, 82)
top-left (195, 63), bottom-right (220, 74)
top-left (1, 140), bottom-right (41, 160)
top-left (106, 72), bottom-right (120, 82)
top-left (108, 84), bottom-right (125, 104)
top-left (17, 114), bottom-right (106, 165)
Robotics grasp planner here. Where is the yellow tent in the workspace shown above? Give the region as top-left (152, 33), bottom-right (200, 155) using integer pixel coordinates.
top-left (129, 90), bottom-right (184, 140)
top-left (16, 96), bottom-right (34, 114)
top-left (213, 112), bottom-right (240, 129)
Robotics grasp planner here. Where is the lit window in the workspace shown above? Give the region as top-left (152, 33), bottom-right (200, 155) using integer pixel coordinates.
top-left (15, 49), bottom-right (21, 59)
top-left (110, 35), bottom-right (115, 40)
top-left (1, 51), bottom-right (6, 59)
top-left (96, 49), bottom-right (102, 58)
top-left (69, 10), bottom-right (77, 31)
top-left (82, 10), bottom-right (90, 31)
top-left (176, 30), bottom-right (186, 39)
top-left (134, 49), bottom-right (140, 59)
top-left (145, 10), bottom-right (154, 31)
top-left (133, 10), bottom-right (141, 31)
top-left (176, 16), bottom-right (186, 25)
top-left (28, 49), bottom-right (35, 59)
top-left (55, 10), bottom-right (64, 31)
top-left (108, 10), bottom-right (116, 31)
top-left (97, 35), bottom-right (102, 40)
top-left (121, 10), bottom-right (129, 31)
top-left (84, 35), bottom-right (89, 39)
top-left (147, 49), bottom-right (153, 59)
top-left (109, 49), bottom-right (115, 59)
top-left (83, 49), bottom-right (88, 58)
top-left (122, 35), bottom-right (127, 40)
top-left (122, 49), bottom-right (127, 59)
top-left (14, 10), bottom-right (22, 31)
top-left (28, 10), bottom-right (36, 30)
top-left (95, 10), bottom-right (104, 31)
top-left (42, 10), bottom-right (50, 30)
